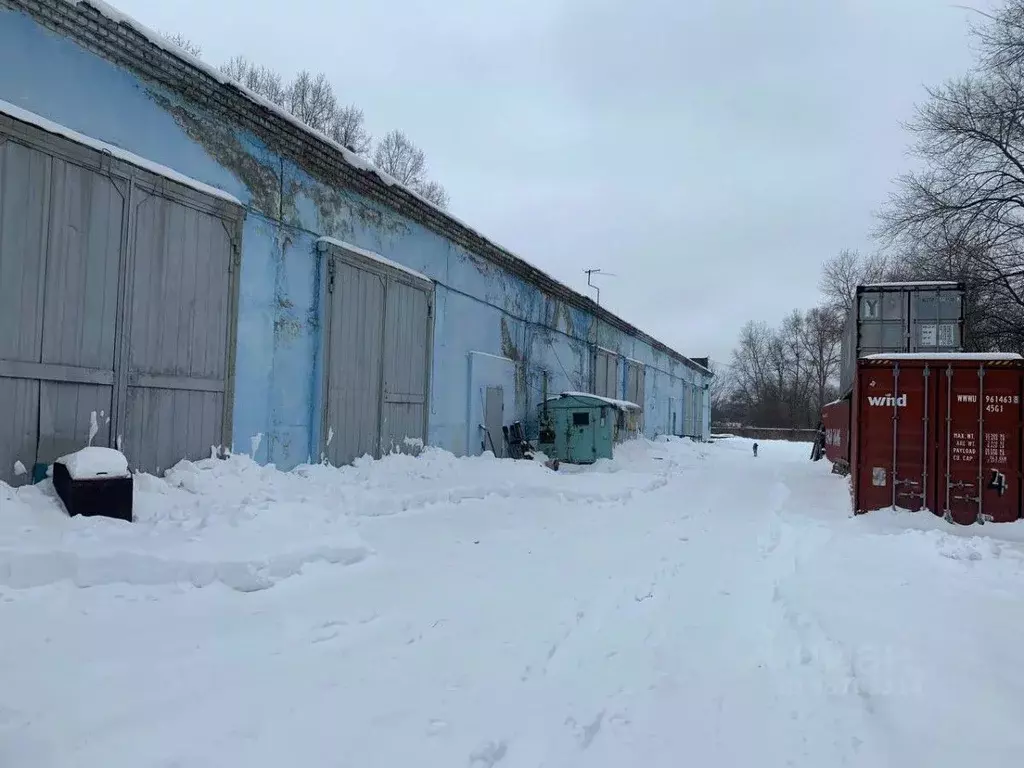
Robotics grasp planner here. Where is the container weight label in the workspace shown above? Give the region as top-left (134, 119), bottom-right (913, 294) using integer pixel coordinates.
top-left (952, 432), bottom-right (977, 463)
top-left (984, 432), bottom-right (1008, 465)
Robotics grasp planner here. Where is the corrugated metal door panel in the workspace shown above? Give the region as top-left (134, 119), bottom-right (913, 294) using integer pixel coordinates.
top-left (324, 258), bottom-right (385, 465)
top-left (854, 365), bottom-right (896, 513)
top-left (891, 366), bottom-right (932, 512)
top-left (638, 366), bottom-right (646, 431)
top-left (0, 138), bottom-right (50, 484)
top-left (594, 349), bottom-right (616, 399)
top-left (936, 365), bottom-right (1023, 524)
top-left (682, 386), bottom-right (690, 437)
top-left (0, 380), bottom-right (39, 483)
top-left (593, 351), bottom-right (607, 397)
top-left (854, 361), bottom-right (936, 514)
top-left (0, 140), bottom-right (126, 481)
top-left (380, 277), bottom-right (431, 454)
top-left (0, 139), bottom-right (50, 363)
top-left (35, 158), bottom-right (123, 464)
top-left (123, 187), bottom-right (232, 473)
top-left (37, 383), bottom-right (114, 461)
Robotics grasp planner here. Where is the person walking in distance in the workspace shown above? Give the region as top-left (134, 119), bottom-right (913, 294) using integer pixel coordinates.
top-left (753, 442), bottom-right (758, 458)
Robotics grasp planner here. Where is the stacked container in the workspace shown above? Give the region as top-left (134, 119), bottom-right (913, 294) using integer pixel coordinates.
top-left (839, 282), bottom-right (965, 396)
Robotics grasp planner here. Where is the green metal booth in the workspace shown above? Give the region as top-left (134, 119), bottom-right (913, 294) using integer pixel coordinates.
top-left (536, 392), bottom-right (642, 464)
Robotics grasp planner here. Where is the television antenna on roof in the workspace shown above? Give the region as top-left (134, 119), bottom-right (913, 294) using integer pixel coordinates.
top-left (583, 268), bottom-right (617, 306)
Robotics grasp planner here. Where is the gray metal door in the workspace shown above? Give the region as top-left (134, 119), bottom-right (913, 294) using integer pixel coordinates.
top-left (0, 116), bottom-right (242, 485)
top-left (120, 186), bottom-right (237, 473)
top-left (0, 140), bottom-right (123, 484)
top-left (483, 385), bottom-right (505, 457)
top-left (691, 384), bottom-right (701, 437)
top-left (321, 242), bottom-right (434, 465)
top-left (380, 277), bottom-right (432, 454)
top-left (594, 348), bottom-right (618, 399)
top-left (323, 258), bottom-right (386, 465)
top-left (626, 361), bottom-right (645, 431)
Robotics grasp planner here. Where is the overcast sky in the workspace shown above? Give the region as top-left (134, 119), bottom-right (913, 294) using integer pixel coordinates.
top-left (118, 0), bottom-right (988, 363)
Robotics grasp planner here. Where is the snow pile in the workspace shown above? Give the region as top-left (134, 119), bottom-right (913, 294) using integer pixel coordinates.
top-left (3, 435), bottom-right (1024, 765)
top-left (56, 446), bottom-right (129, 479)
top-left (0, 439), bottom-right (706, 592)
top-left (0, 454), bottom-right (371, 592)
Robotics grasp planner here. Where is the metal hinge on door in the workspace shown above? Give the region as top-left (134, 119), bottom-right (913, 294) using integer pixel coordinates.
top-left (227, 237), bottom-right (241, 273)
top-left (327, 258), bottom-right (336, 293)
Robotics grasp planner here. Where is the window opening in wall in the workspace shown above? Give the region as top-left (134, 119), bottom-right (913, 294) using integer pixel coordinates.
top-left (573, 412), bottom-right (590, 426)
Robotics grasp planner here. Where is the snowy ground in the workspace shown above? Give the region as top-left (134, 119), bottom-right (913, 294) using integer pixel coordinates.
top-left (2, 437), bottom-right (1024, 767)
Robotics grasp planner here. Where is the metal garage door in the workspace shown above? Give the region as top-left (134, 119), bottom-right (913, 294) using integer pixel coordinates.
top-left (121, 185), bottom-right (239, 473)
top-left (0, 112), bottom-right (242, 485)
top-left (625, 359), bottom-right (646, 430)
top-left (319, 240), bottom-right (433, 466)
top-left (593, 347), bottom-right (619, 399)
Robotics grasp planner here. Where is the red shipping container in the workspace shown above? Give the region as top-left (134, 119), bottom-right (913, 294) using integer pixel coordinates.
top-left (852, 354), bottom-right (1024, 524)
top-left (821, 397), bottom-right (851, 472)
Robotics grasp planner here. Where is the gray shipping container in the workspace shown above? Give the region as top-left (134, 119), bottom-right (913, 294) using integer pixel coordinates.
top-left (839, 281), bottom-right (965, 395)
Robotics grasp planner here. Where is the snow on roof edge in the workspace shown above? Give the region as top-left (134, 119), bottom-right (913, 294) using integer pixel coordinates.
top-left (0, 98), bottom-right (242, 206)
top-left (860, 281), bottom-right (961, 288)
top-left (317, 237), bottom-right (431, 284)
top-left (544, 391), bottom-right (642, 410)
top-left (58, 0), bottom-right (710, 376)
top-left (863, 352), bottom-right (1023, 361)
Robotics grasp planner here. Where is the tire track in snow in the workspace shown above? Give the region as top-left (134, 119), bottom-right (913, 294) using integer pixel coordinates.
top-left (755, 462), bottom-right (897, 765)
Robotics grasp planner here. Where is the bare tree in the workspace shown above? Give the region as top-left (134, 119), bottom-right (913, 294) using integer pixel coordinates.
top-left (219, 56), bottom-right (287, 106)
top-left (214, 57), bottom-right (448, 203)
top-left (802, 306), bottom-right (842, 414)
top-left (373, 130), bottom-right (427, 185)
top-left (329, 104), bottom-right (372, 155)
top-left (287, 71), bottom-right (337, 133)
top-left (819, 249), bottom-right (893, 315)
top-left (162, 32), bottom-right (202, 58)
top-left (876, 20), bottom-right (1024, 353)
top-left (373, 130), bottom-right (449, 208)
top-left (415, 179), bottom-right (450, 208)
top-left (707, 360), bottom-right (733, 420)
top-left (726, 305), bottom-right (842, 428)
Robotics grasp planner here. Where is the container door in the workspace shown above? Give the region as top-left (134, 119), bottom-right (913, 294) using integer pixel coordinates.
top-left (855, 362), bottom-right (934, 512)
top-left (936, 364), bottom-right (1023, 524)
top-left (911, 289), bottom-right (962, 354)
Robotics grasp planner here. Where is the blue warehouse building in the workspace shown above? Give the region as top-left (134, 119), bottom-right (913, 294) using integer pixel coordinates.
top-left (0, 0), bottom-right (712, 484)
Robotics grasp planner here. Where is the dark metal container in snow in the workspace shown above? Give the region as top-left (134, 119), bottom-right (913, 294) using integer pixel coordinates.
top-left (839, 282), bottom-right (965, 397)
top-left (53, 448), bottom-right (134, 522)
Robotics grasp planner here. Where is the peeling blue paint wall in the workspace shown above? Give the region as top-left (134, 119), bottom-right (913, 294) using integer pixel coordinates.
top-left (0, 5), bottom-right (712, 469)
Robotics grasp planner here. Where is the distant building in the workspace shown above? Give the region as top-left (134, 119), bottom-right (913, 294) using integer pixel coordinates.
top-left (0, 0), bottom-right (712, 484)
